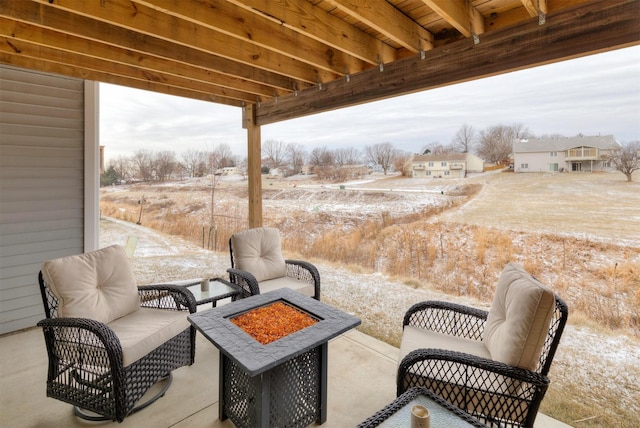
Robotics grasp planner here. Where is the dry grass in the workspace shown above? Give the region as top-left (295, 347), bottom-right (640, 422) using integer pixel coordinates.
top-left (100, 174), bottom-right (640, 427)
top-left (101, 180), bottom-right (639, 335)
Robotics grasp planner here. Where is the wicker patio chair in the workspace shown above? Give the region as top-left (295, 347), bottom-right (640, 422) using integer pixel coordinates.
top-left (37, 245), bottom-right (197, 423)
top-left (227, 227), bottom-right (320, 300)
top-left (397, 263), bottom-right (568, 428)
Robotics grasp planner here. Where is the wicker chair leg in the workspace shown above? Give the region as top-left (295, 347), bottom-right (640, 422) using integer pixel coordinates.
top-left (73, 374), bottom-right (173, 422)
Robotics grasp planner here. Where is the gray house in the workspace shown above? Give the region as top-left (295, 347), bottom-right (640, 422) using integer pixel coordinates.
top-left (513, 135), bottom-right (621, 173)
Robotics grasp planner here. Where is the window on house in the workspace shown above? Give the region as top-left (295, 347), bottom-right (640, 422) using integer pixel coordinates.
top-left (444, 171), bottom-right (450, 176)
top-left (428, 162), bottom-right (434, 167)
top-left (441, 161), bottom-right (447, 166)
top-left (521, 163), bottom-right (529, 169)
top-left (549, 163), bottom-right (559, 172)
top-left (426, 171), bottom-right (431, 176)
top-left (550, 151), bottom-right (557, 157)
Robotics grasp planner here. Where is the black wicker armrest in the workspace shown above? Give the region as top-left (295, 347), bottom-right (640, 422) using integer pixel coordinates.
top-left (137, 284), bottom-right (197, 313)
top-left (397, 349), bottom-right (550, 427)
top-left (226, 268), bottom-right (260, 298)
top-left (285, 259), bottom-right (321, 300)
top-left (37, 317), bottom-right (124, 371)
top-left (403, 301), bottom-right (488, 341)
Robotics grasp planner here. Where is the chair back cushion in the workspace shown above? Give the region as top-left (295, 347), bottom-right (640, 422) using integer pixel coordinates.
top-left (483, 263), bottom-right (555, 371)
top-left (41, 245), bottom-right (140, 324)
top-left (231, 227), bottom-right (287, 282)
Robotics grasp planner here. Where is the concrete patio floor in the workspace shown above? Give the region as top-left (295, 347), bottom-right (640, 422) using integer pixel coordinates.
top-left (0, 319), bottom-right (569, 428)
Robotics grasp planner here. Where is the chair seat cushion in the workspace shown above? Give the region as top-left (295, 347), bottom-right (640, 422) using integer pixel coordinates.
top-left (231, 227), bottom-right (287, 282)
top-left (483, 263), bottom-right (555, 371)
top-left (258, 277), bottom-right (315, 298)
top-left (108, 308), bottom-right (190, 367)
top-left (41, 245), bottom-right (140, 324)
top-left (399, 325), bottom-right (491, 364)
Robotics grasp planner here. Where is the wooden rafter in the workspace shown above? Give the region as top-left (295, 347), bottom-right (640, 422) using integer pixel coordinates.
top-left (225, 0), bottom-right (397, 68)
top-left (521, 0), bottom-right (548, 18)
top-left (420, 0), bottom-right (485, 38)
top-left (0, 17), bottom-right (276, 103)
top-left (30, 0), bottom-right (331, 84)
top-left (135, 0), bottom-right (362, 77)
top-left (255, 0), bottom-right (640, 125)
top-left (324, 0), bottom-right (434, 53)
top-left (0, 0), bottom-right (637, 120)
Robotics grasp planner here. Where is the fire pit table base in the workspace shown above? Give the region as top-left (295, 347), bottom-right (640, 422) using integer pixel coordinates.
top-left (188, 288), bottom-right (360, 428)
top-left (221, 345), bottom-right (326, 428)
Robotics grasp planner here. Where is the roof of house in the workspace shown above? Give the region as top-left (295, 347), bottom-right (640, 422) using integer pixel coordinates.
top-left (513, 135), bottom-right (620, 153)
top-left (412, 154), bottom-right (469, 162)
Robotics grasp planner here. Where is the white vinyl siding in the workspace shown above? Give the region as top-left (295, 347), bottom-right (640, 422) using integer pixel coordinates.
top-left (0, 65), bottom-right (85, 334)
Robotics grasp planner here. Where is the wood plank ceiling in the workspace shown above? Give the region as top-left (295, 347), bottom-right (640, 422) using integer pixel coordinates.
top-left (1, 0), bottom-right (639, 126)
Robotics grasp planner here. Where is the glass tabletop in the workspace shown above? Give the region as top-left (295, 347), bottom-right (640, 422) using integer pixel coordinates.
top-left (377, 394), bottom-right (478, 427)
top-left (184, 279), bottom-right (240, 305)
top-left (365, 387), bottom-right (486, 428)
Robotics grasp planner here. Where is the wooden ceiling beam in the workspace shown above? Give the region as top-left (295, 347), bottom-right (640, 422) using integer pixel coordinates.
top-left (420, 0), bottom-right (485, 38)
top-left (255, 0), bottom-right (640, 125)
top-left (325, 0), bottom-right (434, 54)
top-left (0, 36), bottom-right (254, 105)
top-left (520, 0), bottom-right (547, 18)
top-left (226, 0), bottom-right (397, 67)
top-left (483, 1), bottom-right (590, 33)
top-left (136, 0), bottom-right (364, 77)
top-left (31, 0), bottom-right (330, 84)
top-left (0, 52), bottom-right (244, 107)
top-left (0, 17), bottom-right (281, 101)
top-left (2, 0), bottom-right (301, 93)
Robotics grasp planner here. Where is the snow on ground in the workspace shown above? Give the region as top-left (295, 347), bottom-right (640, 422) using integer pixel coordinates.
top-left (100, 215), bottom-right (640, 421)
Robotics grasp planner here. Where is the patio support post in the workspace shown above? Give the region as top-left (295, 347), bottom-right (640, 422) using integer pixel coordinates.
top-left (243, 103), bottom-right (262, 228)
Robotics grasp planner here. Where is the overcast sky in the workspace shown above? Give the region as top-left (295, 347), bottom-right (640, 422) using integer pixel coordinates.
top-left (100, 45), bottom-right (640, 161)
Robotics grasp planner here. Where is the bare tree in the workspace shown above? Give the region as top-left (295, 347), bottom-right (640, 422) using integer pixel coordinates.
top-left (365, 142), bottom-right (395, 175)
top-left (262, 139), bottom-right (287, 170)
top-left (334, 147), bottom-right (361, 166)
top-left (609, 141), bottom-right (639, 182)
top-left (132, 149), bottom-right (154, 181)
top-left (510, 123), bottom-right (533, 140)
top-left (182, 148), bottom-right (202, 177)
top-left (108, 155), bottom-right (132, 183)
top-left (154, 150), bottom-right (177, 182)
top-left (452, 123), bottom-right (476, 153)
top-left (392, 150), bottom-right (413, 176)
top-left (422, 142), bottom-right (455, 156)
top-left (309, 146), bottom-right (335, 167)
top-left (214, 143), bottom-right (235, 168)
top-left (477, 124), bottom-right (531, 164)
top-left (286, 143), bottom-right (307, 174)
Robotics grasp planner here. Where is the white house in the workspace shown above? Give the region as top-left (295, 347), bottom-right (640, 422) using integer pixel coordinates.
top-left (411, 153), bottom-right (484, 178)
top-left (513, 135), bottom-right (621, 173)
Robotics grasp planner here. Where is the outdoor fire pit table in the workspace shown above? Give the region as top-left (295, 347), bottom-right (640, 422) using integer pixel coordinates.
top-left (188, 287), bottom-right (361, 428)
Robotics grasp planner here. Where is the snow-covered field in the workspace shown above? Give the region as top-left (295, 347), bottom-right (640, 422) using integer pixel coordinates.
top-left (100, 171), bottom-right (640, 425)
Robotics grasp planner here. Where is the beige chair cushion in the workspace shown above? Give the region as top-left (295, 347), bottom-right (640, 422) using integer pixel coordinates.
top-left (108, 308), bottom-right (190, 367)
top-left (483, 263), bottom-right (555, 371)
top-left (41, 245), bottom-right (140, 324)
top-left (231, 227), bottom-right (287, 282)
top-left (258, 277), bottom-right (315, 298)
top-left (399, 325), bottom-right (491, 364)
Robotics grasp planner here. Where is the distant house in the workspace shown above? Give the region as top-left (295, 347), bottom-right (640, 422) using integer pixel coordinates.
top-left (222, 166), bottom-right (239, 175)
top-left (411, 153), bottom-right (484, 178)
top-left (513, 135), bottom-right (621, 173)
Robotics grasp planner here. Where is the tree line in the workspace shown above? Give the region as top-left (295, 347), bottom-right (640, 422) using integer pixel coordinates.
top-left (101, 141), bottom-right (414, 185)
top-left (102, 144), bottom-right (239, 186)
top-left (101, 123), bottom-right (639, 185)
